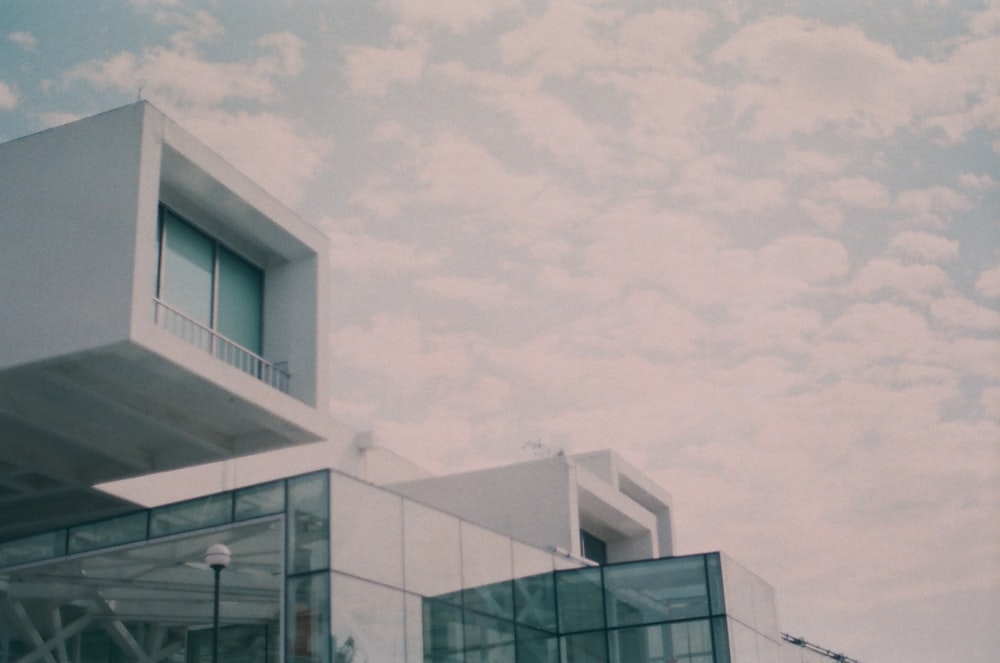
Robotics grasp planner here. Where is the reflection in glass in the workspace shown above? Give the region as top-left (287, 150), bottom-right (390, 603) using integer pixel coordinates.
top-left (286, 572), bottom-right (330, 663)
top-left (603, 556), bottom-right (710, 628)
top-left (149, 493), bottom-right (231, 538)
top-left (609, 620), bottom-right (713, 663)
top-left (287, 473), bottom-right (329, 574)
top-left (516, 625), bottom-right (559, 663)
top-left (464, 611), bottom-right (515, 663)
top-left (68, 512), bottom-right (147, 554)
top-left (235, 481), bottom-right (285, 521)
top-left (423, 599), bottom-right (465, 662)
top-left (514, 572), bottom-right (558, 633)
top-left (557, 567), bottom-right (605, 634)
top-left (561, 631), bottom-right (607, 663)
top-left (331, 573), bottom-right (405, 663)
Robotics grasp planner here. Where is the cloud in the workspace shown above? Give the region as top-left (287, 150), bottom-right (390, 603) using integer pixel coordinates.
top-left (415, 131), bottom-right (547, 209)
top-left (179, 109), bottom-right (327, 207)
top-left (499, 0), bottom-right (616, 77)
top-left (0, 81), bottom-right (18, 110)
top-left (7, 31), bottom-right (37, 52)
top-left (896, 186), bottom-right (972, 228)
top-left (852, 258), bottom-right (950, 300)
top-left (63, 30), bottom-right (306, 107)
top-left (326, 227), bottom-right (442, 277)
top-left (330, 314), bottom-right (474, 394)
top-left (670, 155), bottom-right (786, 213)
top-left (342, 30), bottom-right (425, 96)
top-left (714, 15), bottom-right (990, 140)
top-left (414, 276), bottom-right (513, 307)
top-left (976, 264), bottom-right (1000, 298)
top-left (931, 296), bottom-right (1000, 332)
top-left (889, 231), bottom-right (960, 263)
top-left (379, 0), bottom-right (521, 34)
top-left (824, 176), bottom-right (891, 209)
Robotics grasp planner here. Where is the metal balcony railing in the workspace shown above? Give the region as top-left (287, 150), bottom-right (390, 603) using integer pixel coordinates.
top-left (153, 298), bottom-right (290, 393)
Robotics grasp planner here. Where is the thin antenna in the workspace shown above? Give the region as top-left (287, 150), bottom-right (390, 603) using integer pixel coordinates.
top-left (137, 85), bottom-right (143, 101)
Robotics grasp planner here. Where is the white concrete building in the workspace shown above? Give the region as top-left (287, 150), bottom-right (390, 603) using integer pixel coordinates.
top-left (0, 103), bottom-right (847, 663)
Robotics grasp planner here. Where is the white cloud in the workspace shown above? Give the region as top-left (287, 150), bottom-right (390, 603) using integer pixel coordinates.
top-left (852, 258), bottom-right (950, 299)
top-left (499, 0), bottom-right (616, 77)
top-left (931, 296), bottom-right (1000, 331)
top-left (415, 131), bottom-right (547, 209)
top-left (975, 264), bottom-right (1000, 298)
top-left (63, 30), bottom-right (305, 107)
top-left (825, 176), bottom-right (891, 209)
top-left (415, 276), bottom-right (512, 307)
top-left (330, 314), bottom-right (473, 394)
top-left (342, 34), bottom-right (425, 96)
top-left (326, 227), bottom-right (442, 277)
top-left (0, 81), bottom-right (18, 110)
top-left (614, 9), bottom-right (713, 73)
top-left (889, 231), bottom-right (960, 263)
top-left (179, 109), bottom-right (327, 207)
top-left (380, 0), bottom-right (521, 34)
top-left (896, 186), bottom-right (972, 227)
top-left (7, 31), bottom-right (37, 52)
top-left (714, 15), bottom-right (988, 140)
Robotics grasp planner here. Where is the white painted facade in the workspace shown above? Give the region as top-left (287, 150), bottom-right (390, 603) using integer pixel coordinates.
top-left (0, 102), bottom-right (347, 537)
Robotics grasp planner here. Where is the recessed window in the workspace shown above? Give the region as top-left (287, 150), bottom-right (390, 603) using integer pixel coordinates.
top-left (155, 205), bottom-right (263, 355)
top-left (580, 529), bottom-right (607, 565)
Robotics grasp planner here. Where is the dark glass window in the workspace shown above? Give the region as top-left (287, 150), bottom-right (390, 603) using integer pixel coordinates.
top-left (156, 206), bottom-right (263, 354)
top-left (580, 530), bottom-right (608, 565)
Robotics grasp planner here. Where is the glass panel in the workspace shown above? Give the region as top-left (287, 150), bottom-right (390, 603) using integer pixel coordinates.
top-left (404, 500), bottom-right (462, 598)
top-left (186, 622), bottom-right (278, 663)
top-left (422, 599), bottom-right (465, 662)
top-left (603, 557), bottom-right (710, 628)
top-left (463, 611), bottom-right (515, 663)
top-left (161, 210), bottom-right (214, 327)
top-left (609, 620), bottom-right (713, 663)
top-left (556, 567), bottom-right (605, 634)
top-left (462, 522), bottom-right (514, 620)
top-left (286, 572), bottom-right (330, 663)
top-left (331, 573), bottom-right (405, 663)
top-left (235, 481), bottom-right (285, 521)
top-left (330, 475), bottom-right (403, 587)
top-left (711, 617), bottom-right (730, 663)
top-left (516, 625), bottom-right (559, 663)
top-left (0, 530), bottom-right (66, 566)
top-left (150, 493), bottom-right (231, 538)
top-left (560, 631), bottom-right (607, 663)
top-left (706, 553), bottom-right (725, 616)
top-left (580, 530), bottom-right (607, 565)
top-left (68, 512), bottom-right (147, 554)
top-left (287, 473), bottom-right (329, 574)
top-left (216, 245), bottom-right (262, 353)
top-left (514, 572), bottom-right (557, 632)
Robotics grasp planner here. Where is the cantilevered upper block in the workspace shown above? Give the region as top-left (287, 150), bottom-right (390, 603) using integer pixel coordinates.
top-left (0, 102), bottom-right (332, 522)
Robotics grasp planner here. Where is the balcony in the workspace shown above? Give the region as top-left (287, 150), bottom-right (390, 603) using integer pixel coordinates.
top-left (153, 298), bottom-right (290, 393)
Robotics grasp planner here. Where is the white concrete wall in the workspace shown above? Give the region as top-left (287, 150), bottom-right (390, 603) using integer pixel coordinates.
top-left (0, 104), bottom-right (146, 370)
top-left (390, 455), bottom-right (579, 556)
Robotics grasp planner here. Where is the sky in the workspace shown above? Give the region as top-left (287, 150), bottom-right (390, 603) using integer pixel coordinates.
top-left (2, 0), bottom-right (998, 661)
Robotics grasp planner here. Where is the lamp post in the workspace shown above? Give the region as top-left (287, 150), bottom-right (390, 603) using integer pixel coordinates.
top-left (204, 543), bottom-right (231, 663)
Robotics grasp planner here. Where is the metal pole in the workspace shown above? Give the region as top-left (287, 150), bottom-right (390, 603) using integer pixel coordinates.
top-left (212, 565), bottom-right (222, 663)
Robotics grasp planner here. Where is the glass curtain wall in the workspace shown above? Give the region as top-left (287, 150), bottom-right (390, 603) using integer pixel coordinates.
top-left (423, 554), bottom-right (735, 663)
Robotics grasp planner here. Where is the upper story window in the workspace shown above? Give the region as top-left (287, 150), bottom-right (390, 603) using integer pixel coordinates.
top-left (155, 205), bottom-right (263, 354)
top-left (580, 529), bottom-right (608, 565)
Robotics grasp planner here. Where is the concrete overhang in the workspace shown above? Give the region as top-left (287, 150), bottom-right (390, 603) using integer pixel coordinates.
top-left (0, 341), bottom-right (328, 538)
